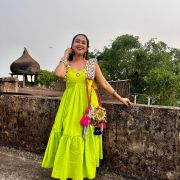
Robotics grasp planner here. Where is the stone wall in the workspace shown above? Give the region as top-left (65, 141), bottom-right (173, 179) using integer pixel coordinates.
top-left (0, 77), bottom-right (19, 93)
top-left (103, 103), bottom-right (180, 179)
top-left (0, 95), bottom-right (179, 179)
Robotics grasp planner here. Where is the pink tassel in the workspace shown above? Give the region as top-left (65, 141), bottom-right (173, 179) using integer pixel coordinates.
top-left (80, 115), bottom-right (90, 127)
top-left (103, 122), bottom-right (106, 129)
top-left (85, 108), bottom-right (90, 114)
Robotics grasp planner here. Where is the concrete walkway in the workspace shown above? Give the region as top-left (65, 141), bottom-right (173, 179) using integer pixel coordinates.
top-left (0, 146), bottom-right (126, 180)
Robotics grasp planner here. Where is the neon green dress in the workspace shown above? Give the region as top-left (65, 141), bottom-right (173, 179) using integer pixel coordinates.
top-left (41, 59), bottom-right (103, 180)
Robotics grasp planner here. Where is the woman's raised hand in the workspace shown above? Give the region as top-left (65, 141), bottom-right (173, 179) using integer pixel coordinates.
top-left (64, 48), bottom-right (72, 60)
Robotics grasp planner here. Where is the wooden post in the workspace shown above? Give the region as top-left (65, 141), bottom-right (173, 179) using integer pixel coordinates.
top-left (23, 74), bottom-right (25, 87)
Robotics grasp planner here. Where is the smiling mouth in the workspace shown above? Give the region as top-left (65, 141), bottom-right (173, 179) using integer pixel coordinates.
top-left (77, 48), bottom-right (83, 51)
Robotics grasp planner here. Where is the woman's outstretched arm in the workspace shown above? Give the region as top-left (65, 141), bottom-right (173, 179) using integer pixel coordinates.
top-left (95, 62), bottom-right (131, 106)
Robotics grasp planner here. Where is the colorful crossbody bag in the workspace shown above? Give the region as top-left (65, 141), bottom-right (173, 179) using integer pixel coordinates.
top-left (80, 59), bottom-right (108, 139)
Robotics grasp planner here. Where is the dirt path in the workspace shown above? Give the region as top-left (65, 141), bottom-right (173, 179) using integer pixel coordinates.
top-left (0, 146), bottom-right (126, 180)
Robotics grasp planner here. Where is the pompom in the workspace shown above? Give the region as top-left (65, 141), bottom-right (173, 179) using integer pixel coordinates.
top-left (80, 115), bottom-right (90, 127)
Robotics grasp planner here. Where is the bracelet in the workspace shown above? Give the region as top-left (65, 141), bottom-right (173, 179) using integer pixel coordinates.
top-left (59, 57), bottom-right (68, 66)
top-left (112, 90), bottom-right (116, 97)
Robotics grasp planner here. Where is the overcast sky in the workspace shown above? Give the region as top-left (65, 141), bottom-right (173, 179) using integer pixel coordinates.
top-left (0, 0), bottom-right (180, 77)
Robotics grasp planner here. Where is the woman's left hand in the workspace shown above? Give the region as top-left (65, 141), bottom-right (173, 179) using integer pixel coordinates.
top-left (120, 98), bottom-right (132, 107)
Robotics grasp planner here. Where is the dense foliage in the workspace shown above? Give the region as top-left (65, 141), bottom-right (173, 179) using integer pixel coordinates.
top-left (96, 34), bottom-right (180, 106)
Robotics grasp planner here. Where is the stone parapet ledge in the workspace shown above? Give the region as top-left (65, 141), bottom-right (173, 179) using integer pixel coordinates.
top-left (0, 95), bottom-right (179, 179)
top-left (0, 77), bottom-right (19, 93)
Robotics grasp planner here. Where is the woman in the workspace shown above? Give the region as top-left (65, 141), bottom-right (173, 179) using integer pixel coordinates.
top-left (41, 34), bottom-right (131, 180)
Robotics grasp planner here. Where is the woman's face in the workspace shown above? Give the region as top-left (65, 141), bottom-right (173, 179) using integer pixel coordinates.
top-left (71, 35), bottom-right (88, 56)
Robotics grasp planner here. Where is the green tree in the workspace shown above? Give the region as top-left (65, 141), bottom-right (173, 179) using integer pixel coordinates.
top-left (97, 35), bottom-right (180, 106)
top-left (147, 68), bottom-right (179, 106)
top-left (171, 48), bottom-right (180, 74)
top-left (144, 40), bottom-right (180, 105)
top-left (98, 34), bottom-right (141, 80)
top-left (37, 69), bottom-right (59, 88)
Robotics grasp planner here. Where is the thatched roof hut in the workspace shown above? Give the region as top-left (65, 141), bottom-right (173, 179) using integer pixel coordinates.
top-left (10, 47), bottom-right (40, 74)
top-left (10, 48), bottom-right (40, 87)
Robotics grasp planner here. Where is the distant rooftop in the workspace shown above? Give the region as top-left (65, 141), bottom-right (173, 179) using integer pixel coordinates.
top-left (10, 47), bottom-right (40, 75)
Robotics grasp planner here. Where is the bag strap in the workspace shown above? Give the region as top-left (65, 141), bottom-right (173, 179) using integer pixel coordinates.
top-left (85, 78), bottom-right (102, 108)
top-left (94, 88), bottom-right (102, 106)
top-left (85, 77), bottom-right (92, 109)
top-left (85, 58), bottom-right (102, 108)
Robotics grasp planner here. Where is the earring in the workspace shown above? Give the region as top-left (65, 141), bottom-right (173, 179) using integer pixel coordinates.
top-left (84, 52), bottom-right (88, 59)
top-left (72, 49), bottom-right (75, 56)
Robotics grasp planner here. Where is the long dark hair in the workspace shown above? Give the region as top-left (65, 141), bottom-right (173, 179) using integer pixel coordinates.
top-left (68, 34), bottom-right (89, 61)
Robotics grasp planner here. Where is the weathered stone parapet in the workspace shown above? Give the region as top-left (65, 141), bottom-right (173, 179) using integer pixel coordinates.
top-left (0, 77), bottom-right (19, 93)
top-left (0, 95), bottom-right (179, 179)
top-left (0, 95), bottom-right (59, 153)
top-left (103, 103), bottom-right (180, 179)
